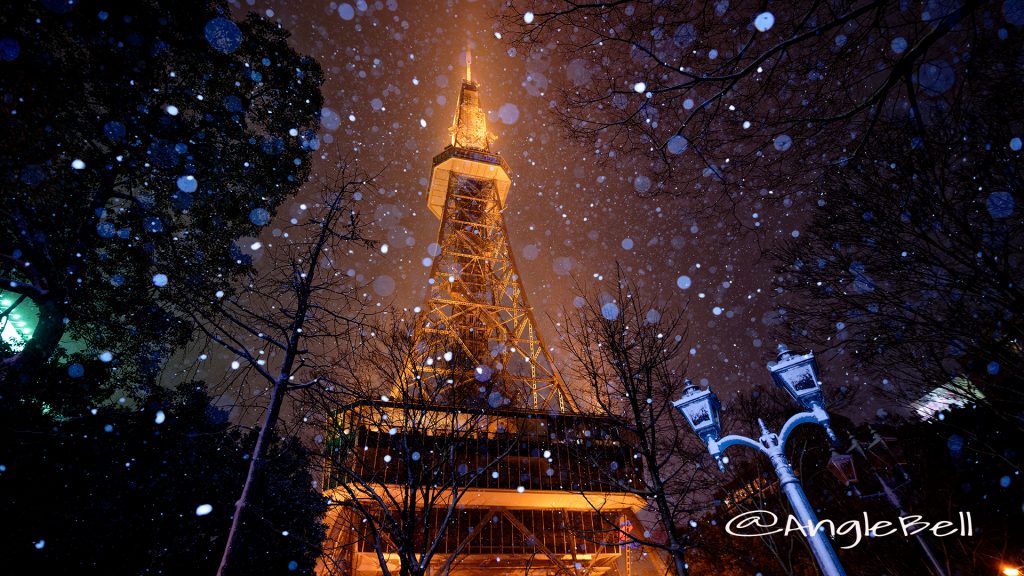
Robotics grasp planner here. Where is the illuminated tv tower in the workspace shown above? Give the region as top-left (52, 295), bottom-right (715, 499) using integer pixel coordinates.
top-left (410, 47), bottom-right (576, 413)
top-left (318, 50), bottom-right (660, 576)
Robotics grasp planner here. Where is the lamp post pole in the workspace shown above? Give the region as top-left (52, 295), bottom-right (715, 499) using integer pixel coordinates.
top-left (673, 345), bottom-right (848, 576)
top-left (708, 417), bottom-right (847, 576)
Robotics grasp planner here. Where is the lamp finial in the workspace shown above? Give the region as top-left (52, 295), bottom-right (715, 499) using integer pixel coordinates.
top-left (776, 343), bottom-right (795, 361)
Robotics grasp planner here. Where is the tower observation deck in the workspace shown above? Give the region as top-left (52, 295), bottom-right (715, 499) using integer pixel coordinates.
top-left (317, 51), bottom-right (662, 576)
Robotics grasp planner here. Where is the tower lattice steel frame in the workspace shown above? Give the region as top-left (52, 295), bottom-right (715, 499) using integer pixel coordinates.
top-left (318, 51), bottom-right (661, 576)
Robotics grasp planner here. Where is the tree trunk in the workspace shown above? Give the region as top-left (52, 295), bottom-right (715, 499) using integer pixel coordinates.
top-left (216, 229), bottom-right (323, 575)
top-left (659, 496), bottom-right (690, 576)
top-left (670, 547), bottom-right (689, 576)
top-left (215, 372), bottom-right (290, 576)
top-left (212, 186), bottom-right (354, 575)
top-left (648, 461), bottom-right (689, 576)
top-left (399, 559), bottom-right (425, 576)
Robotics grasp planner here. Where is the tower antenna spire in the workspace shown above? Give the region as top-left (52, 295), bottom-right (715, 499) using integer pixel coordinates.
top-left (465, 45), bottom-right (472, 83)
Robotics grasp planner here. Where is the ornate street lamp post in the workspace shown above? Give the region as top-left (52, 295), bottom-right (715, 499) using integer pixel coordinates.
top-left (673, 345), bottom-right (847, 576)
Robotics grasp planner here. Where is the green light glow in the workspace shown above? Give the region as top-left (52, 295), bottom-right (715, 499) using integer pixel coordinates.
top-left (1, 295), bottom-right (38, 352)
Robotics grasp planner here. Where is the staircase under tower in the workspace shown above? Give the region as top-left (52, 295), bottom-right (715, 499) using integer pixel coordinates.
top-left (317, 50), bottom-right (663, 576)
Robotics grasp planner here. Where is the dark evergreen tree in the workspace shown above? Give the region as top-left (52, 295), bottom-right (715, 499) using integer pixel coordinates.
top-left (0, 0), bottom-right (324, 389)
top-left (0, 381), bottom-right (326, 575)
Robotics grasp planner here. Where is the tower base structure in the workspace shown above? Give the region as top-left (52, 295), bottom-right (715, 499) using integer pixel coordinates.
top-left (317, 402), bottom-right (667, 576)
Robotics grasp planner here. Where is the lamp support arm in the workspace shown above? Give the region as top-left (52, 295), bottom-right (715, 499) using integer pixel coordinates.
top-left (779, 405), bottom-right (838, 449)
top-left (708, 434), bottom-right (767, 468)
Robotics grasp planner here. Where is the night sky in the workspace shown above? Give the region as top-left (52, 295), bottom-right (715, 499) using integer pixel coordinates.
top-left (206, 0), bottom-right (879, 419)
top-left (4, 3), bottom-right (1023, 574)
